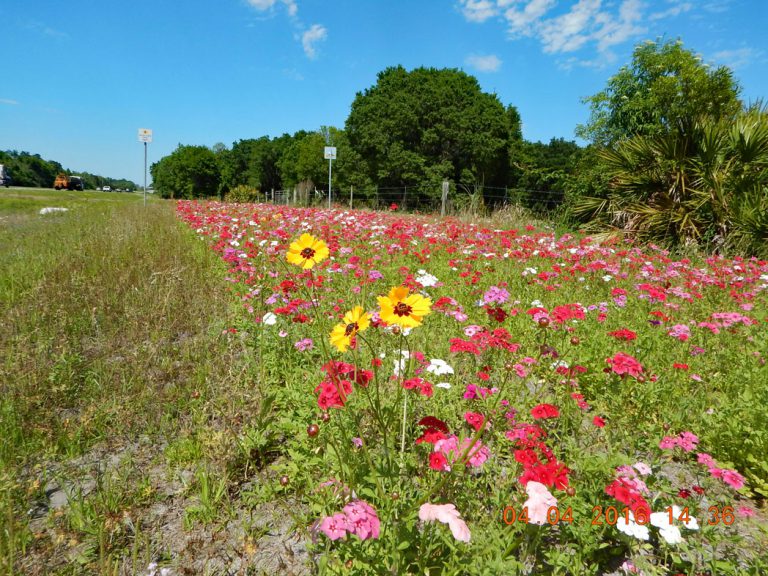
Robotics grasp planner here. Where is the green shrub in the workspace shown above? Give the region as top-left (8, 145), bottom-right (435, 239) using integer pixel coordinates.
top-left (226, 185), bottom-right (262, 204)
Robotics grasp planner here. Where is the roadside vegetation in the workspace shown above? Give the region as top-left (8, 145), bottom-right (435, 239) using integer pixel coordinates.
top-left (2, 187), bottom-right (766, 575)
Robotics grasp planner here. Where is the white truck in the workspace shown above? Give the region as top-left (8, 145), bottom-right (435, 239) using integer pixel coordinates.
top-left (0, 164), bottom-right (11, 187)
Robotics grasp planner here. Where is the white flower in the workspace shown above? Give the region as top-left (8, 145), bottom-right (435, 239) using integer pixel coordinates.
top-left (436, 382), bottom-right (452, 389)
top-left (650, 508), bottom-right (686, 544)
top-left (426, 359), bottom-right (454, 376)
top-left (262, 312), bottom-right (277, 325)
top-left (415, 270), bottom-right (439, 287)
top-left (616, 511), bottom-right (650, 541)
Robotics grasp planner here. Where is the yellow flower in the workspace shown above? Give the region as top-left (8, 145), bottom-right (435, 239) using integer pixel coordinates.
top-left (286, 233), bottom-right (330, 269)
top-left (330, 306), bottom-right (371, 352)
top-left (377, 286), bottom-right (432, 328)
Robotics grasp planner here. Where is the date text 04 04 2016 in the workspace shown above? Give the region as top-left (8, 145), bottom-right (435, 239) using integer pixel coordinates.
top-left (502, 506), bottom-right (735, 526)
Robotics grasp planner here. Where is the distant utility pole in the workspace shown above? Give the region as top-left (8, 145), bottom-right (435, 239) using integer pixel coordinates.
top-left (324, 146), bottom-right (337, 209)
top-left (138, 128), bottom-right (153, 206)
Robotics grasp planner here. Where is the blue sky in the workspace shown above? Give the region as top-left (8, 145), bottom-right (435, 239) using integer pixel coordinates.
top-left (2, 0), bottom-right (766, 185)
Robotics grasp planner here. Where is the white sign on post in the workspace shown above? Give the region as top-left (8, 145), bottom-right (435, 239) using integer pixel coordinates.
top-left (324, 146), bottom-right (337, 159)
top-left (138, 128), bottom-right (153, 143)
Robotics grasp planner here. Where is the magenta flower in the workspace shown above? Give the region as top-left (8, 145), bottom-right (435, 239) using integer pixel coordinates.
top-left (319, 513), bottom-right (349, 541)
top-left (342, 500), bottom-right (380, 540)
top-left (721, 469), bottom-right (746, 490)
top-left (483, 286), bottom-right (509, 305)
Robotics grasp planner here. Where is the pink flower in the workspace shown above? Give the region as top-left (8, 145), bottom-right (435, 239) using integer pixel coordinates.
top-left (659, 436), bottom-right (678, 450)
top-left (342, 500), bottom-right (380, 540)
top-left (434, 435), bottom-right (490, 469)
top-left (668, 324), bottom-right (691, 341)
top-left (319, 513), bottom-right (349, 540)
top-left (294, 338), bottom-right (314, 351)
top-left (737, 506), bottom-right (755, 518)
top-left (697, 452), bottom-right (716, 468)
top-left (721, 469), bottom-right (745, 490)
top-left (523, 481), bottom-right (557, 525)
top-left (419, 503), bottom-right (471, 542)
top-left (606, 352), bottom-right (644, 378)
top-left (462, 439), bottom-right (491, 467)
top-left (632, 462), bottom-right (652, 476)
top-left (678, 431), bottom-right (699, 452)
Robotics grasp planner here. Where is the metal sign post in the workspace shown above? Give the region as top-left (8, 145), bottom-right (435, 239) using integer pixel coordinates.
top-left (324, 146), bottom-right (337, 209)
top-left (138, 128), bottom-right (153, 206)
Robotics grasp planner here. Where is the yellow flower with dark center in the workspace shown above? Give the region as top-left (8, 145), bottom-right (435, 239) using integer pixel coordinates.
top-left (330, 306), bottom-right (371, 352)
top-left (286, 233), bottom-right (330, 269)
top-left (377, 286), bottom-right (432, 328)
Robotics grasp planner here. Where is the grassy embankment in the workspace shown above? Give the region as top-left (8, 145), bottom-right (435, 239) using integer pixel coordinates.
top-left (0, 189), bottom-right (264, 574)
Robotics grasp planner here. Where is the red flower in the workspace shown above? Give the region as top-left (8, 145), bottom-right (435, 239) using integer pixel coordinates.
top-left (418, 416), bottom-right (449, 433)
top-left (416, 429), bottom-right (447, 445)
top-left (607, 328), bottom-right (637, 341)
top-left (519, 459), bottom-right (570, 489)
top-left (464, 412), bottom-right (485, 431)
top-left (449, 338), bottom-right (481, 355)
top-left (531, 404), bottom-right (560, 420)
top-left (486, 306), bottom-right (508, 322)
top-left (429, 452), bottom-right (449, 471)
top-left (593, 416), bottom-right (606, 428)
top-left (402, 377), bottom-right (433, 397)
top-left (514, 449), bottom-right (539, 467)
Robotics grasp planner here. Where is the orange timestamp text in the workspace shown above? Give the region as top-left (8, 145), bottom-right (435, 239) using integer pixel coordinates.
top-left (502, 505), bottom-right (736, 526)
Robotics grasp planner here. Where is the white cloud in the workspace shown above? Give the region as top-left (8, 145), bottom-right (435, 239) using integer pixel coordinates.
top-left (504, 0), bottom-right (557, 36)
top-left (0, 98), bottom-right (19, 105)
top-left (247, 0), bottom-right (276, 9)
top-left (465, 54), bottom-right (502, 72)
top-left (283, 0), bottom-right (298, 17)
top-left (246, 0), bottom-right (297, 17)
top-left (538, 0), bottom-right (600, 53)
top-left (712, 47), bottom-right (759, 70)
top-left (459, 0), bottom-right (499, 23)
top-left (458, 0), bottom-right (702, 58)
top-left (302, 24), bottom-right (327, 59)
top-left (649, 1), bottom-right (693, 21)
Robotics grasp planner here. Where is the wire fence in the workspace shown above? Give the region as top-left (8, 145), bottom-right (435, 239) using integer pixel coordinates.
top-left (262, 183), bottom-right (566, 217)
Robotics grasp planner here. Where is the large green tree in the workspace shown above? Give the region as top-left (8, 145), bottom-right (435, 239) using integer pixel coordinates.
top-left (577, 39), bottom-right (742, 146)
top-left (151, 144), bottom-right (221, 199)
top-left (345, 66), bottom-right (515, 199)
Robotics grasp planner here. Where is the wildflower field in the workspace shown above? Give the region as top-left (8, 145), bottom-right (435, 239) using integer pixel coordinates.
top-left (174, 200), bottom-right (768, 574)
top-left (2, 192), bottom-right (767, 575)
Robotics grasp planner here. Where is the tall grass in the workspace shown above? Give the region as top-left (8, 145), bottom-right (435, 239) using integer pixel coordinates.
top-left (0, 194), bottom-right (258, 573)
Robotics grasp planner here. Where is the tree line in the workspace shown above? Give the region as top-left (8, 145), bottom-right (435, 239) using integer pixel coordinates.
top-left (151, 38), bottom-right (767, 256)
top-left (0, 150), bottom-right (138, 191)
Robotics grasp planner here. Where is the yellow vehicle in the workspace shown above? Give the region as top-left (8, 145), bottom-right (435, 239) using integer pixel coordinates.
top-left (53, 173), bottom-right (84, 191)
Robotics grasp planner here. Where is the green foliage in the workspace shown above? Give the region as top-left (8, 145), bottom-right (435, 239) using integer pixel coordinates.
top-left (577, 38), bottom-right (742, 146)
top-left (226, 184), bottom-right (262, 203)
top-left (345, 66), bottom-right (513, 199)
top-left (0, 150), bottom-right (137, 190)
top-left (572, 107), bottom-right (768, 255)
top-left (150, 144), bottom-right (221, 199)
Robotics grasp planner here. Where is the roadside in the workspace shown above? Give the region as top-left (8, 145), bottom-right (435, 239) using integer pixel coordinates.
top-left (0, 194), bottom-right (309, 575)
